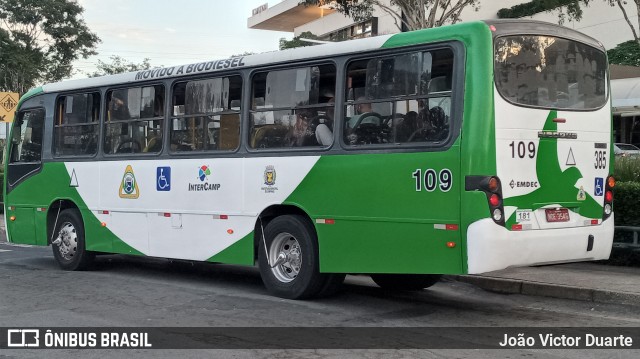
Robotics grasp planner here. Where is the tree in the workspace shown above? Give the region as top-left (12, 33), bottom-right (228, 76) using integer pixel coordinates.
top-left (300, 0), bottom-right (480, 32)
top-left (607, 40), bottom-right (640, 66)
top-left (0, 0), bottom-right (99, 93)
top-left (605, 1), bottom-right (640, 47)
top-left (497, 1), bottom-right (591, 24)
top-left (279, 31), bottom-right (321, 50)
top-left (87, 56), bottom-right (155, 77)
top-left (547, 1), bottom-right (640, 47)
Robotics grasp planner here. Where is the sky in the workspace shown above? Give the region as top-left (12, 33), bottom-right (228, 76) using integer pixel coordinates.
top-left (72, 0), bottom-right (292, 78)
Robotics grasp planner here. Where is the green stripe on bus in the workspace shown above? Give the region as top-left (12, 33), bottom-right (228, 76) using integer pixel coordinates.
top-left (207, 232), bottom-right (254, 265)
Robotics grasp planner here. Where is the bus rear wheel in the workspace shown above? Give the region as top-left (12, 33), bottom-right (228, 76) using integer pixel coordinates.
top-left (370, 274), bottom-right (442, 291)
top-left (51, 209), bottom-right (94, 271)
top-left (258, 215), bottom-right (326, 299)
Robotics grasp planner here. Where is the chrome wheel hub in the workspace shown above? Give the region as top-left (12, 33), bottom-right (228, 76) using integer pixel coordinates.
top-left (55, 222), bottom-right (77, 261)
top-left (269, 233), bottom-right (302, 283)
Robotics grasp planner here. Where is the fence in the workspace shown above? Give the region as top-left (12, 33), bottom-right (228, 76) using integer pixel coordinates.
top-left (615, 226), bottom-right (640, 250)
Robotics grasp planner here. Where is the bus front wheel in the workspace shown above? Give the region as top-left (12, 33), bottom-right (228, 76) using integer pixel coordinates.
top-left (51, 209), bottom-right (94, 271)
top-left (258, 215), bottom-right (326, 299)
top-left (370, 274), bottom-right (442, 291)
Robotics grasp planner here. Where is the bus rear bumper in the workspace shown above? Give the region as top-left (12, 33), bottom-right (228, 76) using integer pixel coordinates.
top-left (466, 214), bottom-right (614, 274)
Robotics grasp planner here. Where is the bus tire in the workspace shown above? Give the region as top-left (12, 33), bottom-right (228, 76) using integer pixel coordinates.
top-left (370, 274), bottom-right (442, 291)
top-left (258, 215), bottom-right (325, 299)
top-left (51, 209), bottom-right (94, 271)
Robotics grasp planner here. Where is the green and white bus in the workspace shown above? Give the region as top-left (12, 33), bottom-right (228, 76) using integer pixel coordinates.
top-left (4, 20), bottom-right (615, 299)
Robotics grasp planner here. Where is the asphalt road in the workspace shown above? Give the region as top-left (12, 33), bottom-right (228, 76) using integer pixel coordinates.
top-left (0, 241), bottom-right (639, 358)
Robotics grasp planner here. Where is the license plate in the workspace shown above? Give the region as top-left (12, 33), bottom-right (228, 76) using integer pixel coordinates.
top-left (545, 208), bottom-right (569, 222)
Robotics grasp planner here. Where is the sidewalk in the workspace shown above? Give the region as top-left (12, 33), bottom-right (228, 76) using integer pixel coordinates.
top-left (448, 262), bottom-right (640, 306)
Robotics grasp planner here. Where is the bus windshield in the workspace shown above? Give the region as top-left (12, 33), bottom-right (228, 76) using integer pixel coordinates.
top-left (494, 35), bottom-right (608, 110)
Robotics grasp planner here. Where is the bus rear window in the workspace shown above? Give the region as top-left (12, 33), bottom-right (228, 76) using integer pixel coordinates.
top-left (494, 35), bottom-right (607, 110)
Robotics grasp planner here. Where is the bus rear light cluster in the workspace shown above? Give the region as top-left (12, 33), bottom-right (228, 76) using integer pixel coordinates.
top-left (603, 175), bottom-right (615, 220)
top-left (465, 175), bottom-right (505, 227)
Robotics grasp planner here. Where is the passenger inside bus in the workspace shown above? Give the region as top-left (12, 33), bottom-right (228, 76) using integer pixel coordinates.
top-left (109, 92), bottom-right (130, 121)
top-left (287, 109), bottom-right (316, 147)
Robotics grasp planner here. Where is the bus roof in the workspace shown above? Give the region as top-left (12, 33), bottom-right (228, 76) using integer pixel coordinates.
top-left (41, 33), bottom-right (394, 94)
top-left (37, 20), bottom-right (494, 95)
top-left (484, 19), bottom-right (604, 50)
top-left (30, 20), bottom-right (598, 99)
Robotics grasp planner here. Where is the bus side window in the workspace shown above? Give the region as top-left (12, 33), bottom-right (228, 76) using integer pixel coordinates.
top-left (104, 85), bottom-right (165, 155)
top-left (10, 109), bottom-right (45, 163)
top-left (249, 65), bottom-right (336, 149)
top-left (344, 49), bottom-right (453, 146)
top-left (170, 76), bottom-right (241, 152)
top-left (54, 93), bottom-right (100, 156)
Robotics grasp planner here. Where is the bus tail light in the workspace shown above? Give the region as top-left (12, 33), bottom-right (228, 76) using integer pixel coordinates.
top-left (488, 177), bottom-right (499, 192)
top-left (603, 175), bottom-right (614, 220)
top-left (465, 175), bottom-right (505, 227)
top-left (489, 194), bottom-right (500, 207)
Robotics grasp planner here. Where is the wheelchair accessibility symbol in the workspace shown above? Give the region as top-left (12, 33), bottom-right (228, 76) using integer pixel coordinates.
top-left (157, 167), bottom-right (171, 191)
top-left (594, 177), bottom-right (604, 197)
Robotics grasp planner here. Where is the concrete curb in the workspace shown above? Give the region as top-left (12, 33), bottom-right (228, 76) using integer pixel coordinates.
top-left (445, 275), bottom-right (640, 307)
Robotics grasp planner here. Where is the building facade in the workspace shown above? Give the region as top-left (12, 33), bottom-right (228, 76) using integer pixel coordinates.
top-left (248, 1), bottom-right (639, 49)
top-left (248, 0), bottom-right (640, 145)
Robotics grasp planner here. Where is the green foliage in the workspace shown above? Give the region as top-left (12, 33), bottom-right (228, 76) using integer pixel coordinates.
top-left (279, 31), bottom-right (321, 50)
top-left (611, 180), bottom-right (640, 267)
top-left (614, 156), bottom-right (640, 183)
top-left (613, 157), bottom-right (640, 227)
top-left (497, 0), bottom-right (589, 23)
top-left (87, 56), bottom-right (155, 78)
top-left (612, 181), bottom-right (640, 226)
top-left (607, 40), bottom-right (640, 67)
top-left (0, 0), bottom-right (99, 93)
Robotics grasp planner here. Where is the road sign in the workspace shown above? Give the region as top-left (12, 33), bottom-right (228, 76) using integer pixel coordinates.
top-left (0, 92), bottom-right (20, 122)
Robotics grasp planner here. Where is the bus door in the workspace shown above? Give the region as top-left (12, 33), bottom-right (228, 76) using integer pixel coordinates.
top-left (5, 109), bottom-right (45, 245)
